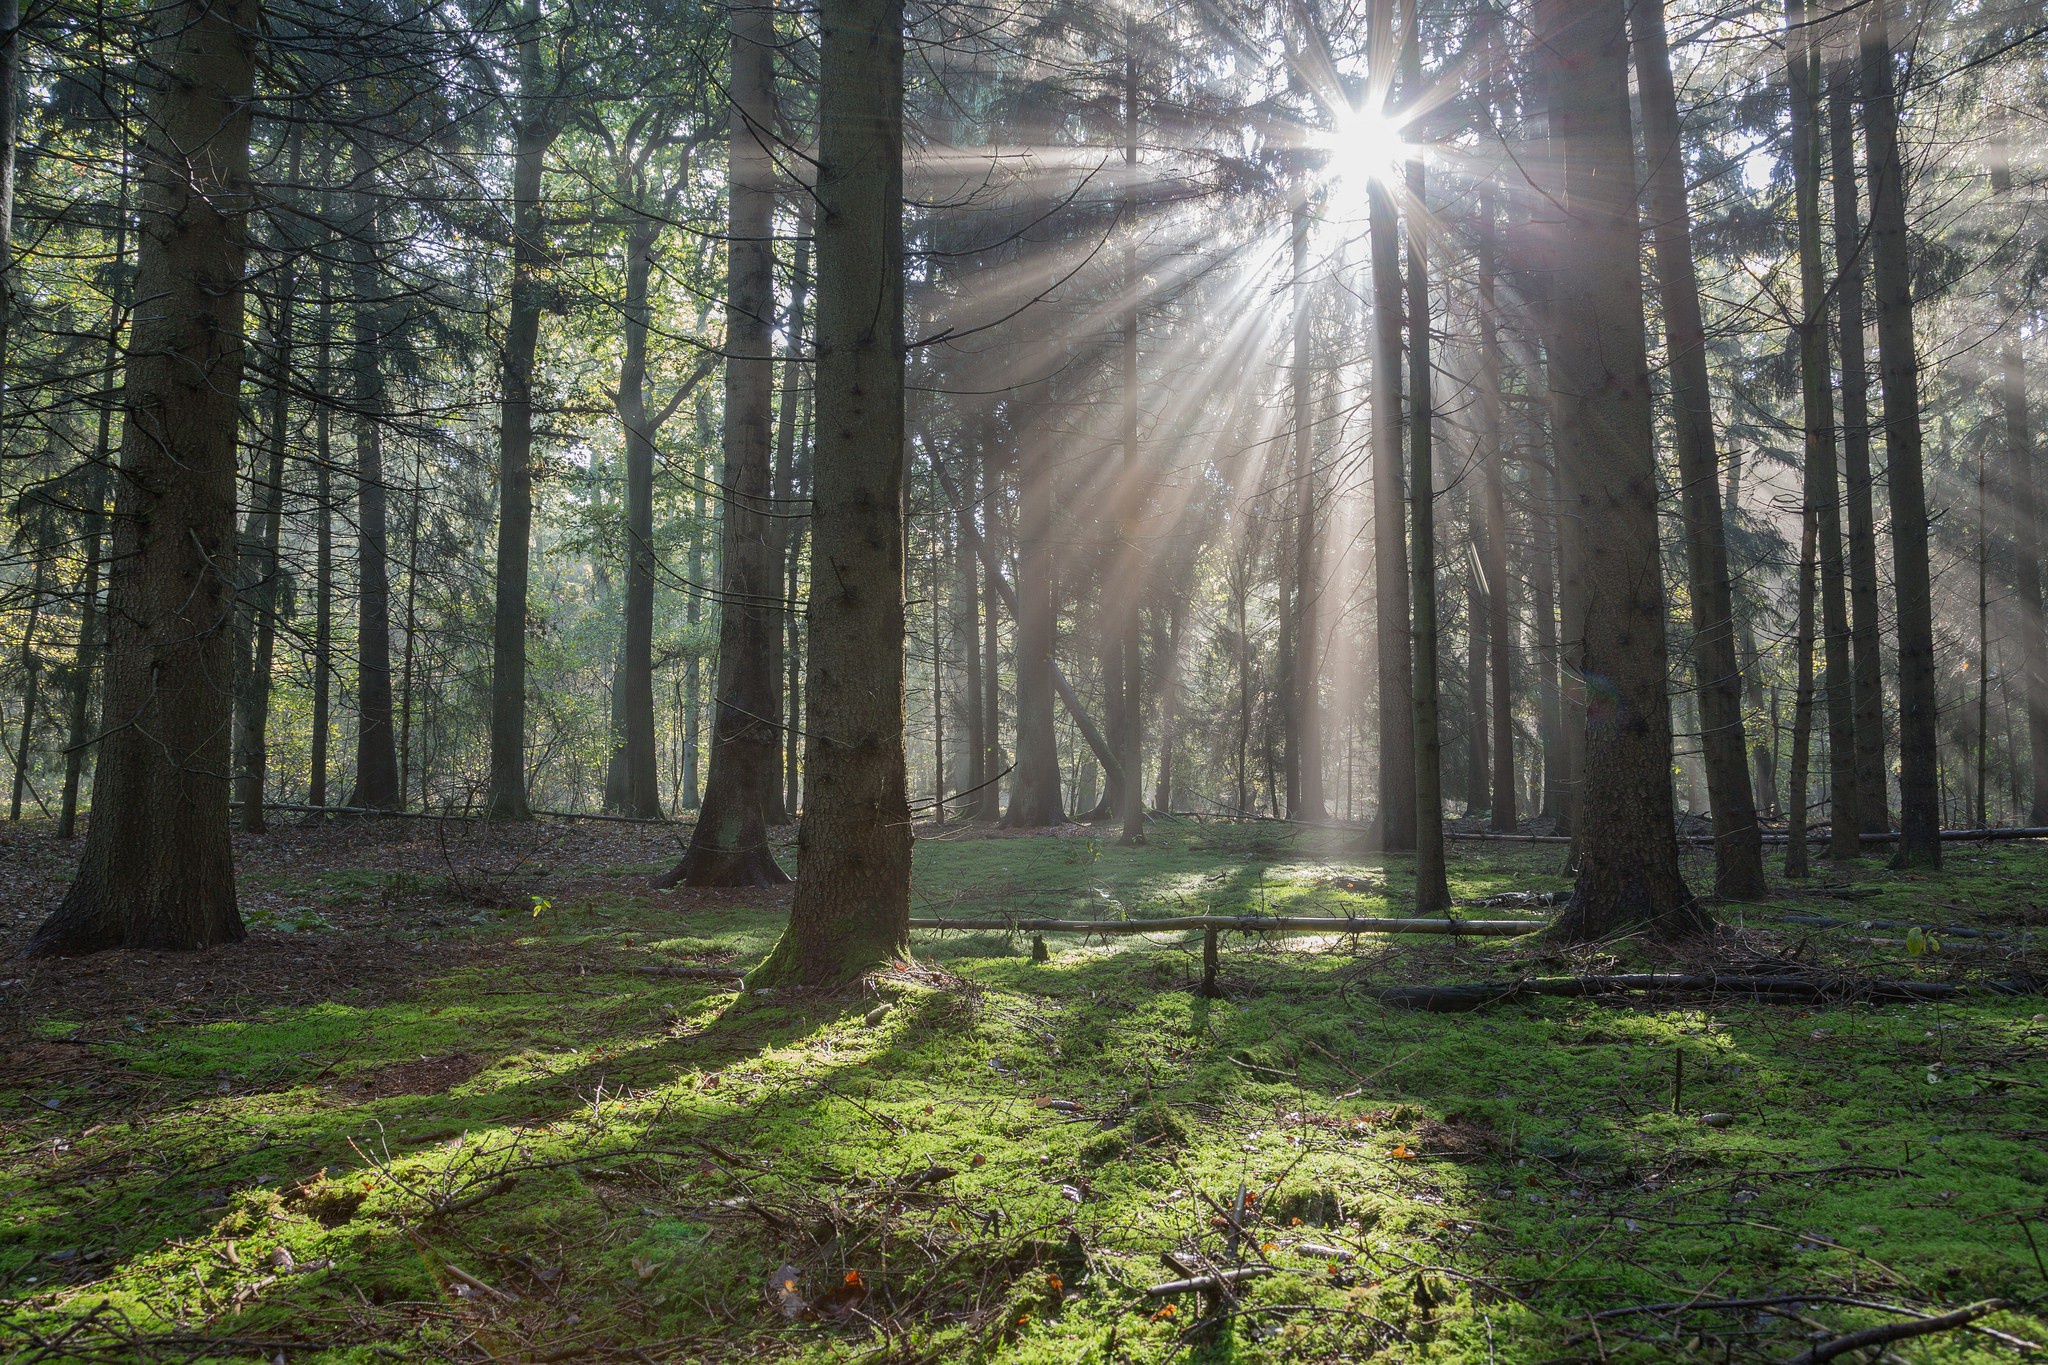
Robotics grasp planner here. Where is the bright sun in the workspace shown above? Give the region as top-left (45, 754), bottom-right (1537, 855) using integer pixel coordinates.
top-left (1313, 104), bottom-right (1411, 187)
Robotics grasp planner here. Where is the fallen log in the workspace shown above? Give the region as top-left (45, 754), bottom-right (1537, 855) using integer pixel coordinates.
top-left (1369, 974), bottom-right (2033, 1012)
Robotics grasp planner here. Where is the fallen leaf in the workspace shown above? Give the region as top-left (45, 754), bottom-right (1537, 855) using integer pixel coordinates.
top-left (767, 1263), bottom-right (806, 1319)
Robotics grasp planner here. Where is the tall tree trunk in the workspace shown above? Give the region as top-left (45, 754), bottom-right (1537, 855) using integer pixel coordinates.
top-left (1478, 191), bottom-right (1515, 831)
top-left (485, 2), bottom-right (554, 821)
top-left (1785, 5), bottom-right (1860, 861)
top-left (1537, 0), bottom-right (1705, 940)
top-left (1861, 0), bottom-right (1939, 867)
top-left (1403, 36), bottom-right (1450, 912)
top-left (58, 158), bottom-right (130, 839)
top-left (1286, 193), bottom-right (1324, 823)
top-left (1368, 0), bottom-right (1413, 853)
top-left (751, 0), bottom-right (908, 987)
top-left (1726, 453), bottom-right (1776, 815)
top-left (29, 0), bottom-right (255, 955)
top-left (346, 131), bottom-right (399, 811)
top-left (233, 146), bottom-right (297, 834)
top-left (1633, 0), bottom-right (1766, 895)
top-left (953, 446), bottom-right (985, 819)
top-left (1989, 122), bottom-right (2048, 824)
top-left (309, 235), bottom-right (334, 811)
top-left (1530, 454), bottom-right (1565, 823)
top-left (1117, 43), bottom-right (1147, 845)
top-left (10, 564), bottom-right (44, 820)
top-left (978, 451), bottom-right (1001, 819)
top-left (765, 205), bottom-right (811, 824)
top-left (669, 0), bottom-right (792, 884)
top-left (682, 437), bottom-right (705, 809)
top-left (1785, 505), bottom-right (1819, 878)
top-left (609, 211), bottom-right (667, 819)
top-left (1006, 437), bottom-right (1065, 825)
top-left (1829, 59), bottom-right (1889, 833)
top-left (1153, 597), bottom-right (1184, 812)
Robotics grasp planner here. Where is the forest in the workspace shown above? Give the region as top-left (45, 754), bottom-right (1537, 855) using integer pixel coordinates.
top-left (1, 0), bottom-right (2046, 1359)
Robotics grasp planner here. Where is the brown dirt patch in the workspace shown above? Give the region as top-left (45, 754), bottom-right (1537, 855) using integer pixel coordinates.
top-left (330, 1052), bottom-right (488, 1100)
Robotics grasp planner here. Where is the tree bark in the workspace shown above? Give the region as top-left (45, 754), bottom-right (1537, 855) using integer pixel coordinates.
top-left (346, 130), bottom-right (400, 812)
top-left (765, 204), bottom-right (811, 824)
top-left (485, 1), bottom-right (555, 821)
top-left (233, 147), bottom-right (297, 834)
top-left (1786, 503), bottom-right (1819, 878)
top-left (1403, 33), bottom-right (1450, 912)
top-left (1633, 0), bottom-right (1765, 895)
top-left (1537, 0), bottom-right (1706, 940)
top-left (1006, 431), bottom-right (1066, 826)
top-left (1829, 59), bottom-right (1889, 833)
top-left (1477, 190), bottom-right (1515, 832)
top-left (309, 232), bottom-right (334, 811)
top-left (1861, 0), bottom-right (1940, 867)
top-left (669, 0), bottom-right (788, 884)
top-left (750, 0), bottom-right (908, 987)
top-left (29, 0), bottom-right (256, 954)
top-left (1286, 193), bottom-right (1324, 824)
top-left (1988, 121), bottom-right (2047, 824)
top-left (1117, 44), bottom-right (1147, 845)
top-left (1785, 4), bottom-right (1859, 861)
top-left (57, 161), bottom-right (129, 840)
top-left (1368, 0), bottom-right (1414, 853)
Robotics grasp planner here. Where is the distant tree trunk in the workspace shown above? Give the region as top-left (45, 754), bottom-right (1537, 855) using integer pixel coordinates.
top-left (234, 153), bottom-right (297, 833)
top-left (675, 5), bottom-right (794, 879)
top-left (953, 450), bottom-right (986, 819)
top-left (1785, 505), bottom-right (1819, 878)
top-left (682, 446), bottom-right (705, 809)
top-left (28, 0), bottom-right (255, 955)
top-left (1369, 1), bottom-right (1413, 853)
top-left (786, 384), bottom-right (812, 815)
top-left (607, 210), bottom-right (669, 819)
top-left (1286, 193), bottom-right (1324, 824)
top-left (58, 163), bottom-right (129, 839)
top-left (1988, 123), bottom-right (2048, 824)
top-left (1463, 548), bottom-right (1487, 816)
top-left (10, 563), bottom-right (44, 821)
top-left (668, 0), bottom-right (788, 884)
top-left (1478, 192), bottom-right (1515, 831)
top-left (750, 0), bottom-right (908, 987)
top-left (979, 453), bottom-right (1001, 818)
top-left (1007, 439), bottom-right (1065, 826)
top-left (485, 2), bottom-right (555, 821)
top-left (1153, 597), bottom-right (1184, 812)
top-left (347, 131), bottom-right (400, 812)
top-left (764, 204), bottom-right (811, 825)
top-left (1784, 6), bottom-right (1860, 861)
top-left (1530, 456), bottom-right (1565, 823)
top-left (1861, 0), bottom-right (1939, 867)
top-left (309, 237), bottom-right (334, 811)
top-left (1403, 52), bottom-right (1450, 912)
top-left (1726, 453), bottom-right (1776, 815)
top-left (1633, 0), bottom-right (1766, 895)
top-left (1116, 43), bottom-right (1147, 846)
top-left (1537, 0), bottom-right (1705, 941)
top-left (233, 284), bottom-right (290, 832)
top-left (1829, 59), bottom-right (1889, 833)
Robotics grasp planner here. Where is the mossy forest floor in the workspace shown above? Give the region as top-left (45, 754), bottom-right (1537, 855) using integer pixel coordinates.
top-left (2, 816), bottom-right (2046, 1363)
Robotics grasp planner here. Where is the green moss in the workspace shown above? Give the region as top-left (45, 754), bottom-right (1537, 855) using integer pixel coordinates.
top-left (2, 829), bottom-right (2044, 1361)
